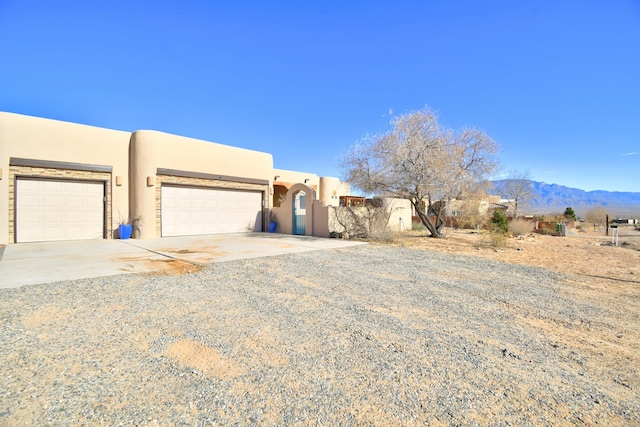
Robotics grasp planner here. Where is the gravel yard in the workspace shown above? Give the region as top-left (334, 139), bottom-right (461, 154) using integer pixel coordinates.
top-left (1, 244), bottom-right (639, 425)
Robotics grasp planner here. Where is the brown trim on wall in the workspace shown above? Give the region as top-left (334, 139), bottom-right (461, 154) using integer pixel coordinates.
top-left (156, 168), bottom-right (269, 186)
top-left (10, 157), bottom-right (113, 173)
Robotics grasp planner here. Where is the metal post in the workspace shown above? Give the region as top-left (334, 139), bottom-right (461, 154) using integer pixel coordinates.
top-left (611, 225), bottom-right (619, 247)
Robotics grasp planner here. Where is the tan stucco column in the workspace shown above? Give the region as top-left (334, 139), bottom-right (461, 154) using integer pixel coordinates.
top-left (129, 132), bottom-right (158, 239)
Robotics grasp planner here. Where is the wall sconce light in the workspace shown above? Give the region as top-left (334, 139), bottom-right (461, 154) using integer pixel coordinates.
top-left (304, 178), bottom-right (309, 183)
top-left (115, 176), bottom-right (123, 186)
top-left (274, 175), bottom-right (280, 181)
top-left (147, 176), bottom-right (154, 187)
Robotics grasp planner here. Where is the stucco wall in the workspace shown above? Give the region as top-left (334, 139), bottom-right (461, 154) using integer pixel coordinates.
top-left (1, 112), bottom-right (344, 243)
top-left (319, 177), bottom-right (340, 207)
top-left (328, 197), bottom-right (412, 236)
top-left (384, 198), bottom-right (412, 232)
top-left (273, 169), bottom-right (319, 191)
top-left (129, 130), bottom-right (273, 238)
top-left (0, 112), bottom-right (131, 245)
top-left (312, 201), bottom-right (329, 237)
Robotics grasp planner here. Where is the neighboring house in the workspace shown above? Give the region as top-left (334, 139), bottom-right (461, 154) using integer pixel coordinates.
top-left (0, 112), bottom-right (349, 244)
top-left (446, 195), bottom-right (510, 217)
top-left (611, 218), bottom-right (638, 225)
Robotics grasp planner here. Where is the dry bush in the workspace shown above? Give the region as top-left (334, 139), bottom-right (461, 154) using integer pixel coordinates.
top-left (370, 228), bottom-right (400, 243)
top-left (584, 206), bottom-right (610, 224)
top-left (537, 225), bottom-right (557, 236)
top-left (476, 231), bottom-right (508, 250)
top-left (509, 218), bottom-right (535, 236)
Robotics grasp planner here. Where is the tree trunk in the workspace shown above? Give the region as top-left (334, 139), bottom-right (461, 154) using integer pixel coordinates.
top-left (412, 202), bottom-right (444, 238)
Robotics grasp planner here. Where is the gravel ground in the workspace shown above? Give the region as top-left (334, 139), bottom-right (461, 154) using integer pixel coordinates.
top-left (1, 244), bottom-right (638, 426)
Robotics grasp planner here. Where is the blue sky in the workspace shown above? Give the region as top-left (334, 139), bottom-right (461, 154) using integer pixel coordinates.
top-left (1, 1), bottom-right (638, 192)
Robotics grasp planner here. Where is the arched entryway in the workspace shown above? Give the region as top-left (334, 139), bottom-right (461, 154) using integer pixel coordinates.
top-left (293, 191), bottom-right (306, 235)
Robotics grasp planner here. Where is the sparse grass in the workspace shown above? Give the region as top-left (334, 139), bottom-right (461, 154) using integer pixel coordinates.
top-left (411, 220), bottom-right (426, 231)
top-left (622, 240), bottom-right (640, 251)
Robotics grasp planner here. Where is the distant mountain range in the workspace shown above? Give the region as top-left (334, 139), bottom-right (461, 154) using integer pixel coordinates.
top-left (490, 180), bottom-right (640, 217)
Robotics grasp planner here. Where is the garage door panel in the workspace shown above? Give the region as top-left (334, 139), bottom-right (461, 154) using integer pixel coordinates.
top-left (161, 186), bottom-right (262, 237)
top-left (65, 211), bottom-right (84, 223)
top-left (42, 181), bottom-right (62, 192)
top-left (16, 179), bottom-right (105, 243)
top-left (42, 211), bottom-right (63, 223)
top-left (43, 196), bottom-right (63, 209)
top-left (41, 227), bottom-right (62, 241)
top-left (65, 196), bottom-right (85, 208)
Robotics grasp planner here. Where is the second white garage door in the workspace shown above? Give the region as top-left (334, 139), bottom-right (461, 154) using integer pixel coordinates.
top-left (161, 186), bottom-right (263, 236)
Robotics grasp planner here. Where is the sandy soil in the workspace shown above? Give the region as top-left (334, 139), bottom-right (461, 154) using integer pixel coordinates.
top-left (396, 225), bottom-right (640, 292)
top-left (1, 227), bottom-right (639, 425)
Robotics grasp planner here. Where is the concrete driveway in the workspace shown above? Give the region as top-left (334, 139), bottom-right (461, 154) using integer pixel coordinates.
top-left (0, 233), bottom-right (365, 289)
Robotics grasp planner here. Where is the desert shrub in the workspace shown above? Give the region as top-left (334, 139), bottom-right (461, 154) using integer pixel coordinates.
top-left (370, 228), bottom-right (399, 243)
top-left (509, 218), bottom-right (535, 236)
top-left (490, 210), bottom-right (509, 234)
top-left (477, 231), bottom-right (507, 249)
top-left (537, 225), bottom-right (557, 235)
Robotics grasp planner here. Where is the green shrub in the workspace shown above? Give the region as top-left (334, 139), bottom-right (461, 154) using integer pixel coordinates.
top-left (411, 219), bottom-right (426, 231)
top-left (564, 207), bottom-right (577, 221)
top-left (490, 210), bottom-right (509, 234)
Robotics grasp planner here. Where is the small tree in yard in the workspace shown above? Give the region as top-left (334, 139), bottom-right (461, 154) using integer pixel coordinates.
top-left (564, 207), bottom-right (577, 221)
top-left (490, 209), bottom-right (509, 234)
top-left (341, 107), bottom-right (499, 238)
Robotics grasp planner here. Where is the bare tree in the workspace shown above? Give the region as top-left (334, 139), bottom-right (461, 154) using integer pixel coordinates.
top-left (585, 206), bottom-right (610, 229)
top-left (341, 107), bottom-right (499, 238)
top-left (501, 169), bottom-right (533, 218)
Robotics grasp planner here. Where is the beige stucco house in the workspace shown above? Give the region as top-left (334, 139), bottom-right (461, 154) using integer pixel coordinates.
top-left (0, 112), bottom-right (350, 244)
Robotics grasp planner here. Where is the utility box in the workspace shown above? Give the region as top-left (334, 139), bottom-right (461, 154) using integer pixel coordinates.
top-left (556, 223), bottom-right (567, 236)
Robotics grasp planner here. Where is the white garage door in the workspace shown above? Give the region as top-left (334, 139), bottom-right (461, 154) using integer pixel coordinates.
top-left (16, 179), bottom-right (105, 243)
top-left (161, 186), bottom-right (263, 237)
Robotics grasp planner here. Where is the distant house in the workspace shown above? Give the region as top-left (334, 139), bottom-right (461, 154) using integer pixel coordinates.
top-left (611, 218), bottom-right (638, 225)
